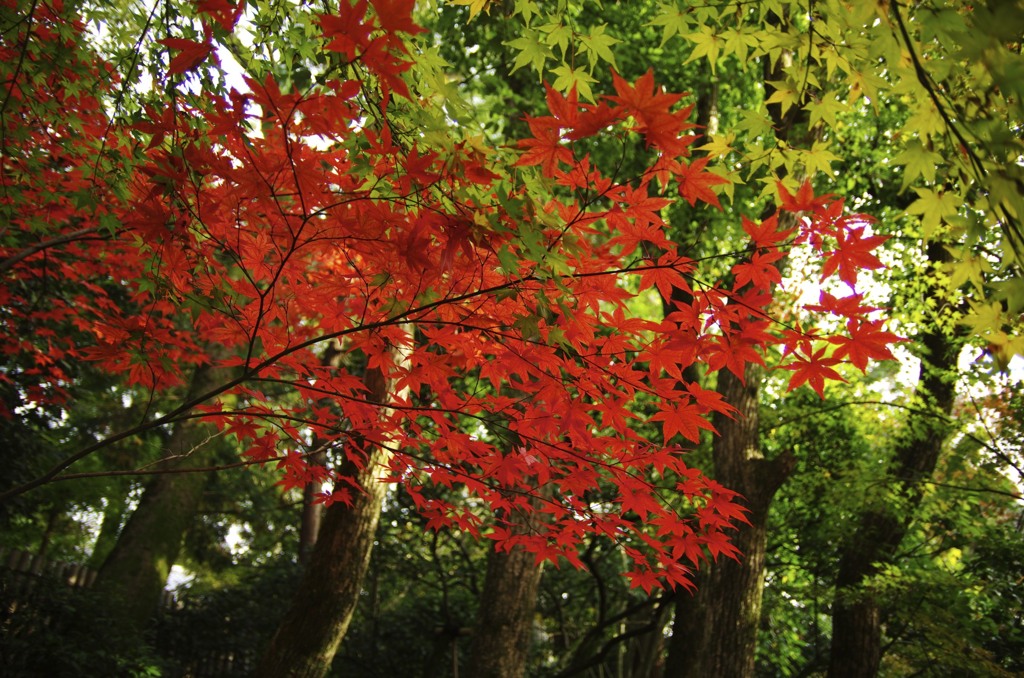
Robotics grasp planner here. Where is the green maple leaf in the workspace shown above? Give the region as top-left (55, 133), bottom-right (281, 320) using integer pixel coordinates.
top-left (962, 301), bottom-right (1005, 339)
top-left (647, 1), bottom-right (691, 46)
top-left (580, 24), bottom-right (619, 71)
top-left (720, 27), bottom-right (758, 62)
top-left (799, 141), bottom-right (840, 177)
top-left (504, 28), bottom-right (551, 77)
top-left (947, 253), bottom-right (993, 293)
top-left (450, 0), bottom-right (491, 20)
top-left (904, 100), bottom-right (946, 140)
top-left (906, 187), bottom-right (961, 237)
top-left (892, 140), bottom-right (943, 190)
top-left (551, 64), bottom-right (597, 101)
top-left (540, 21), bottom-right (572, 59)
top-left (804, 95), bottom-right (848, 129)
top-left (512, 0), bottom-right (540, 25)
top-left (697, 133), bottom-right (736, 159)
top-left (685, 27), bottom-right (723, 72)
top-left (765, 79), bottom-right (800, 115)
top-left (734, 110), bottom-right (773, 138)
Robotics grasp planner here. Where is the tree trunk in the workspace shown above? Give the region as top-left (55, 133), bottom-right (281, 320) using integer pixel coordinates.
top-left (625, 596), bottom-right (672, 678)
top-left (257, 359), bottom-right (402, 678)
top-left (298, 342), bottom-right (346, 565)
top-left (298, 449), bottom-right (326, 565)
top-left (664, 367), bottom-right (794, 678)
top-left (87, 486), bottom-right (127, 568)
top-left (827, 245), bottom-right (959, 678)
top-left (464, 542), bottom-right (544, 678)
top-left (663, 21), bottom-right (811, 673)
top-left (92, 364), bottom-right (221, 633)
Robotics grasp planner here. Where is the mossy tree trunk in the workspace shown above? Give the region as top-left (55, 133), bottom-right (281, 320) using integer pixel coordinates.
top-left (92, 364), bottom-right (222, 634)
top-left (257, 349), bottom-right (407, 677)
top-left (464, 538), bottom-right (544, 678)
top-left (827, 245), bottom-right (959, 678)
top-left (664, 367), bottom-right (794, 677)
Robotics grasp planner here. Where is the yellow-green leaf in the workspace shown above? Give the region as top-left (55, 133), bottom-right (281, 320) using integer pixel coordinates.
top-left (551, 64), bottom-right (597, 102)
top-left (449, 0), bottom-right (492, 20)
top-left (580, 24), bottom-right (619, 71)
top-left (685, 27), bottom-right (723, 72)
top-left (905, 187), bottom-right (961, 238)
top-left (765, 79), bottom-right (800, 116)
top-left (504, 29), bottom-right (551, 77)
top-left (647, 1), bottom-right (691, 47)
top-left (697, 133), bottom-right (736, 158)
top-left (892, 140), bottom-right (943, 190)
top-left (804, 94), bottom-right (848, 129)
top-left (512, 0), bottom-right (540, 25)
top-left (799, 140), bottom-right (840, 177)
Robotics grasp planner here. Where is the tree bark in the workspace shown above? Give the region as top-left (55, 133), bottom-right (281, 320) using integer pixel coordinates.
top-left (257, 358), bottom-right (403, 678)
top-left (92, 364), bottom-right (221, 634)
top-left (87, 485), bottom-right (128, 569)
top-left (664, 366), bottom-right (794, 678)
top-left (297, 449), bottom-right (326, 565)
top-left (464, 541), bottom-right (544, 678)
top-left (827, 245), bottom-right (959, 678)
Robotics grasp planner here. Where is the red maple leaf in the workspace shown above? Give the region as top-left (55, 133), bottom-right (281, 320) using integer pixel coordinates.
top-left (369, 0), bottom-right (425, 35)
top-left (569, 100), bottom-right (620, 139)
top-left (319, 1), bottom-right (373, 60)
top-left (609, 69), bottom-right (683, 120)
top-left (543, 82), bottom-right (579, 130)
top-left (780, 345), bottom-right (845, 397)
top-left (159, 36), bottom-right (213, 75)
top-left (637, 255), bottom-right (692, 301)
top-left (804, 290), bottom-right (879, 317)
top-left (197, 0), bottom-right (246, 31)
top-left (515, 117), bottom-right (573, 176)
top-left (777, 179), bottom-right (833, 213)
top-left (830, 318), bottom-right (900, 371)
top-left (742, 214), bottom-right (796, 249)
top-left (625, 567), bottom-right (662, 595)
top-left (676, 156), bottom-right (729, 208)
top-left (702, 529), bottom-right (742, 562)
top-left (649, 400), bottom-right (717, 443)
top-left (731, 249), bottom-right (785, 290)
top-left (820, 225), bottom-right (889, 288)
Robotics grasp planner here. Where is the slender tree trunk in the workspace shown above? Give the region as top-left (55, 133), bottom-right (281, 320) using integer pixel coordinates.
top-left (298, 449), bottom-right (326, 565)
top-left (827, 245), bottom-right (959, 678)
top-left (626, 596), bottom-right (672, 678)
top-left (35, 506), bottom-right (61, 562)
top-left (87, 486), bottom-right (128, 568)
top-left (298, 342), bottom-right (346, 565)
top-left (255, 459), bottom-right (388, 676)
top-left (92, 364), bottom-right (221, 633)
top-left (664, 367), bottom-right (794, 678)
top-left (257, 352), bottom-right (406, 678)
top-left (464, 541), bottom-right (544, 678)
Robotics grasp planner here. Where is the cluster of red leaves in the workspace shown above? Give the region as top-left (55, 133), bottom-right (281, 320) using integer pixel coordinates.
top-left (1, 0), bottom-right (897, 590)
top-left (0, 0), bottom-right (201, 409)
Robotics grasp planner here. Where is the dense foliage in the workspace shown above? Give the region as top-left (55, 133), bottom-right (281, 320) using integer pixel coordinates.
top-left (1, 0), bottom-right (1021, 676)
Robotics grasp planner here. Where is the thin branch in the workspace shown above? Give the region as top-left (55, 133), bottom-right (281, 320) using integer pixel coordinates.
top-left (891, 0), bottom-right (1024, 259)
top-left (0, 226), bottom-right (106, 275)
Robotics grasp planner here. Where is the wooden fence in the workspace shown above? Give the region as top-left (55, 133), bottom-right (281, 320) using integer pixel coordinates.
top-left (2, 547), bottom-right (97, 589)
top-left (0, 548), bottom-right (254, 677)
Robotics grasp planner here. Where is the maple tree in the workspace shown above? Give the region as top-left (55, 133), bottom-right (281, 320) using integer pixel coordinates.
top-left (0, 0), bottom-right (901, 593)
top-left (2, 1), bottom-right (1022, 676)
